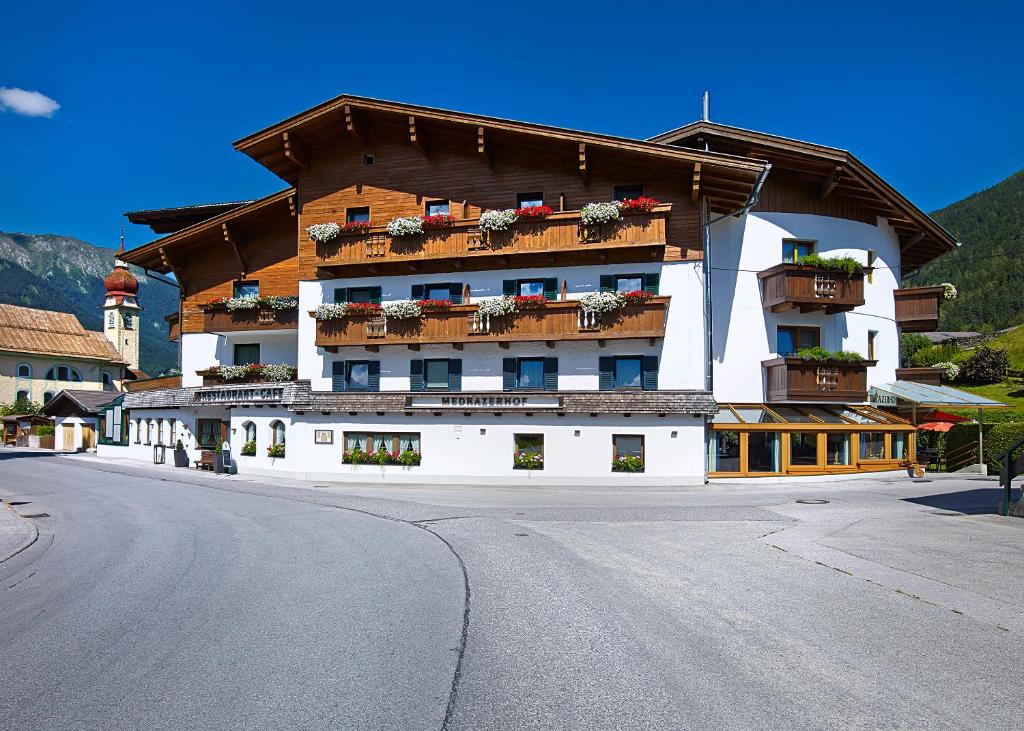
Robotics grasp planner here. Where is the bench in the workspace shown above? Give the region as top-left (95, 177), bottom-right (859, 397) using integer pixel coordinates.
top-left (194, 450), bottom-right (215, 471)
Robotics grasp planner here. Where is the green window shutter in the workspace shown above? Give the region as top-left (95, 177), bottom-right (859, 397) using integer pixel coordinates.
top-left (599, 275), bottom-right (615, 293)
top-left (642, 356), bottom-right (659, 391)
top-left (333, 287), bottom-right (348, 304)
top-left (448, 359), bottom-right (462, 391)
top-left (331, 361), bottom-right (346, 392)
top-left (409, 360), bottom-right (424, 392)
top-left (598, 357), bottom-right (614, 391)
top-left (411, 284), bottom-right (425, 300)
top-left (449, 283), bottom-right (463, 304)
top-left (369, 287), bottom-right (382, 305)
top-left (367, 361), bottom-right (381, 392)
top-left (643, 273), bottom-right (660, 295)
top-left (543, 358), bottom-right (558, 391)
top-left (502, 358), bottom-right (518, 391)
top-left (502, 280), bottom-right (517, 297)
top-left (543, 278), bottom-right (558, 301)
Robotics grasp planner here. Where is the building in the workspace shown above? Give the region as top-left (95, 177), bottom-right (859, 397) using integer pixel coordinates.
top-left (40, 389), bottom-right (118, 451)
top-left (99, 94), bottom-right (957, 483)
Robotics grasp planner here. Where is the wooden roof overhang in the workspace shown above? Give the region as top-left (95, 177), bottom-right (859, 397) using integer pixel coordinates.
top-left (231, 94), bottom-right (769, 214)
top-left (125, 200), bottom-right (254, 234)
top-left (648, 122), bottom-right (958, 273)
top-left (120, 189), bottom-right (296, 286)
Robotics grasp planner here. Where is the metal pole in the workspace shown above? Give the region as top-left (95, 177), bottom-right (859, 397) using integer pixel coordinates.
top-left (978, 407), bottom-right (984, 472)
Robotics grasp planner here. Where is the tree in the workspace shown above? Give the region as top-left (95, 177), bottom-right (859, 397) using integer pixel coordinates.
top-left (0, 396), bottom-right (43, 416)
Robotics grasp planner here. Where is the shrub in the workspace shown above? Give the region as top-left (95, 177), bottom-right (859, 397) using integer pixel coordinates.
top-left (958, 346), bottom-right (1009, 384)
top-left (901, 333), bottom-right (933, 364)
top-left (37, 425), bottom-right (55, 436)
top-left (908, 343), bottom-right (969, 368)
top-left (175, 439), bottom-right (184, 450)
top-left (945, 421), bottom-right (1024, 474)
top-left (0, 397), bottom-right (42, 416)
top-left (796, 253), bottom-right (864, 277)
top-left (794, 346), bottom-right (865, 363)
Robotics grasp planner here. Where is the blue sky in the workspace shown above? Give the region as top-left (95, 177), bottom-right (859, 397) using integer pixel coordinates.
top-left (2, 0), bottom-right (1020, 249)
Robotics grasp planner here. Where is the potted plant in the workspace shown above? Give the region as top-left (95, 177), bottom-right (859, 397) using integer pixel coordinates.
top-left (213, 442), bottom-right (225, 473)
top-left (173, 438), bottom-right (189, 467)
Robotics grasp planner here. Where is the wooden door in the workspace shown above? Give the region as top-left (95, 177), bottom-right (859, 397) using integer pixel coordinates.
top-left (81, 424), bottom-right (95, 449)
top-left (62, 424), bottom-right (75, 450)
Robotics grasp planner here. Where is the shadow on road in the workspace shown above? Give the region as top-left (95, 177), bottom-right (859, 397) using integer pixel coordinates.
top-left (903, 487), bottom-right (1018, 515)
top-left (0, 450), bottom-right (59, 462)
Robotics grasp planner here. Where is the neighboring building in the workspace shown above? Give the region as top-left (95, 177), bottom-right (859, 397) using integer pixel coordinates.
top-left (41, 389), bottom-right (117, 451)
top-left (103, 95), bottom-right (957, 483)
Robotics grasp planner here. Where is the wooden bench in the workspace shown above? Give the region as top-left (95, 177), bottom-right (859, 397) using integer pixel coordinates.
top-left (194, 450), bottom-right (214, 471)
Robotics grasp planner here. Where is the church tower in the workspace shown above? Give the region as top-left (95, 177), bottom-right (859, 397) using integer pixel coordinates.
top-left (103, 237), bottom-right (142, 372)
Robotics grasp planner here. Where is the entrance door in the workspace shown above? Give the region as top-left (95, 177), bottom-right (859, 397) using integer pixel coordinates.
top-left (62, 424), bottom-right (75, 451)
top-left (81, 424), bottom-right (95, 449)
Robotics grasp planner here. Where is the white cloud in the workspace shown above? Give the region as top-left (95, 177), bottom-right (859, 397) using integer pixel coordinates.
top-left (0, 87), bottom-right (60, 118)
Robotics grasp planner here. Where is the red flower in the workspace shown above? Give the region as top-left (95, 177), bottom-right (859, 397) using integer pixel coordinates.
top-left (346, 302), bottom-right (383, 316)
top-left (421, 214), bottom-right (456, 229)
top-left (343, 220), bottom-right (373, 233)
top-left (619, 196), bottom-right (661, 213)
top-left (513, 294), bottom-right (547, 308)
top-left (419, 299), bottom-right (453, 311)
top-left (620, 289), bottom-right (654, 305)
top-left (514, 205), bottom-right (554, 218)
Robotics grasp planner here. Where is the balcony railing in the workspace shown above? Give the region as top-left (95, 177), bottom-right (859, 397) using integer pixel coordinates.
top-left (201, 305), bottom-right (299, 333)
top-left (762, 357), bottom-right (876, 402)
top-left (894, 286), bottom-right (944, 332)
top-left (195, 368), bottom-right (298, 387)
top-left (758, 264), bottom-right (865, 314)
top-left (313, 297), bottom-right (670, 349)
top-left (313, 205), bottom-right (671, 273)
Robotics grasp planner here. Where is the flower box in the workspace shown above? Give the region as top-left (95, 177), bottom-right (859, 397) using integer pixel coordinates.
top-left (419, 299), bottom-right (453, 312)
top-left (512, 294), bottom-right (547, 309)
top-left (514, 205), bottom-right (554, 219)
top-left (619, 196), bottom-right (661, 214)
top-left (421, 213), bottom-right (456, 230)
top-left (342, 220), bottom-right (373, 234)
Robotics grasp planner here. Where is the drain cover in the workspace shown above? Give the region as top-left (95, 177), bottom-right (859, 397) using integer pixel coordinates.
top-left (795, 499), bottom-right (830, 505)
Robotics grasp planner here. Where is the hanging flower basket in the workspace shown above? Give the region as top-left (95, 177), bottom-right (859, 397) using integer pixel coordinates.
top-left (941, 282), bottom-right (957, 300)
top-left (307, 222), bottom-right (340, 243)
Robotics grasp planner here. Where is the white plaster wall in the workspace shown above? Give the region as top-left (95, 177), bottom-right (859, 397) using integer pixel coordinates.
top-left (181, 331), bottom-right (298, 387)
top-left (709, 212), bottom-right (902, 403)
top-left (53, 416), bottom-right (97, 451)
top-left (98, 406), bottom-right (233, 466)
top-left (297, 261), bottom-right (706, 392)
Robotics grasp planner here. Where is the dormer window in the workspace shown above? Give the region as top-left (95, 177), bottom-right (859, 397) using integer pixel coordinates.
top-left (613, 184), bottom-right (644, 201)
top-left (516, 192), bottom-right (544, 209)
top-left (425, 200), bottom-right (450, 216)
top-left (346, 206), bottom-right (370, 223)
top-left (233, 281), bottom-right (259, 298)
top-left (783, 240), bottom-right (814, 263)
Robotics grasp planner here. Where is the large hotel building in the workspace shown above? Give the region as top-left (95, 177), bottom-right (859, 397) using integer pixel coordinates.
top-left (93, 94), bottom-right (959, 484)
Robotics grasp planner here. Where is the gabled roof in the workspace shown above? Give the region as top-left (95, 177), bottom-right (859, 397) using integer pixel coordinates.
top-left (41, 389), bottom-right (120, 416)
top-left (0, 304), bottom-right (127, 365)
top-left (648, 121), bottom-right (958, 272)
top-left (125, 200), bottom-right (254, 234)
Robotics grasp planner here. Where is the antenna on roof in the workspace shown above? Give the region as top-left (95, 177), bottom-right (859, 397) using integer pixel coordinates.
top-left (702, 91), bottom-right (710, 122)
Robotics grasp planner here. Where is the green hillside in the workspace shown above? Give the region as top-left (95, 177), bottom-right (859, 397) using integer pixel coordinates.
top-left (0, 232), bottom-right (179, 375)
top-left (906, 170), bottom-right (1024, 331)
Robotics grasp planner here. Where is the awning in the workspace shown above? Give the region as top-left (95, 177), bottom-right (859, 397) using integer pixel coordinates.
top-left (868, 382), bottom-right (1006, 409)
top-left (918, 422), bottom-right (956, 432)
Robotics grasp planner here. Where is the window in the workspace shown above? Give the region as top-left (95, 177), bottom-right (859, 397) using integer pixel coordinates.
top-left (892, 432), bottom-right (908, 460)
top-left (107, 312), bottom-right (115, 328)
top-left (45, 365), bottom-right (81, 382)
top-left (270, 420), bottom-right (286, 446)
top-left (233, 281), bottom-right (259, 299)
top-left (331, 360), bottom-right (380, 392)
top-left (613, 184), bottom-right (644, 201)
top-left (503, 278), bottom-right (559, 301)
top-left (345, 432), bottom-right (420, 458)
top-left (867, 330), bottom-right (878, 361)
top-left (518, 358), bottom-right (545, 389)
top-left (516, 192), bottom-right (544, 209)
top-left (790, 432), bottom-right (819, 466)
top-left (599, 356), bottom-right (658, 391)
top-left (616, 276), bottom-right (643, 292)
top-left (156, 419), bottom-right (165, 445)
top-left (517, 279), bottom-right (545, 297)
top-left (513, 434), bottom-right (544, 470)
top-left (612, 434), bottom-right (645, 471)
top-left (748, 432), bottom-right (781, 472)
top-left (101, 372), bottom-right (113, 388)
top-left (16, 390), bottom-right (28, 402)
top-left (122, 312), bottom-right (134, 330)
top-left (827, 433), bottom-right (851, 465)
top-left (424, 200), bottom-right (450, 216)
top-left (613, 356), bottom-right (643, 390)
top-left (16, 363), bottom-right (30, 378)
top-left (43, 391), bottom-right (54, 403)
top-left (599, 273), bottom-right (660, 295)
top-left (777, 326), bottom-right (820, 356)
top-left (346, 206), bottom-right (370, 223)
top-left (347, 361), bottom-right (370, 391)
top-left (143, 420), bottom-right (152, 445)
top-left (335, 286), bottom-right (381, 304)
top-left (783, 240), bottom-right (815, 263)
top-left (425, 359), bottom-right (451, 390)
top-left (709, 432), bottom-right (741, 472)
top-left (134, 419), bottom-right (141, 444)
top-left (503, 357), bottom-right (557, 391)
top-left (234, 343), bottom-right (261, 366)
top-left (860, 432), bottom-right (886, 460)
top-left (411, 282), bottom-right (462, 303)
top-left (196, 419), bottom-right (221, 449)
top-left (242, 421), bottom-right (256, 443)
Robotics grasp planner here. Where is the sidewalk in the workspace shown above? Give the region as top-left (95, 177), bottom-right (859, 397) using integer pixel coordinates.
top-left (0, 501), bottom-right (37, 563)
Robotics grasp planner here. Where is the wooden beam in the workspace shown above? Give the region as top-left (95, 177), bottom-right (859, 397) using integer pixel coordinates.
top-left (288, 194), bottom-right (297, 217)
top-left (282, 132), bottom-right (309, 169)
top-left (901, 231), bottom-right (926, 253)
top-left (409, 116), bottom-right (428, 157)
top-left (222, 223), bottom-right (247, 276)
top-left (158, 247), bottom-right (185, 294)
top-left (477, 126), bottom-right (493, 168)
top-left (344, 105), bottom-right (366, 145)
top-left (691, 163), bottom-right (702, 204)
top-left (578, 143), bottom-right (589, 183)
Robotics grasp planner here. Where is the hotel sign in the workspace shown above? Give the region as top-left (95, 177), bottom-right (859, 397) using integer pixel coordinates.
top-left (407, 394), bottom-right (561, 410)
top-left (869, 387), bottom-right (899, 407)
top-left (194, 386), bottom-right (285, 404)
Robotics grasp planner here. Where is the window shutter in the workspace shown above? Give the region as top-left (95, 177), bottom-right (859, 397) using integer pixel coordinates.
top-left (643, 272), bottom-right (660, 295)
top-left (368, 361), bottom-right (381, 392)
top-left (642, 356), bottom-right (659, 391)
top-left (502, 280), bottom-right (517, 297)
top-left (598, 357), bottom-right (614, 391)
top-left (543, 278), bottom-right (558, 301)
top-left (333, 287), bottom-right (348, 304)
top-left (331, 361), bottom-right (346, 392)
top-left (543, 358), bottom-right (558, 391)
top-left (599, 275), bottom-right (615, 293)
top-left (409, 359), bottom-right (424, 392)
top-left (502, 358), bottom-right (518, 391)
top-left (369, 287), bottom-right (382, 305)
top-left (449, 283), bottom-right (463, 304)
top-left (411, 284), bottom-right (425, 300)
top-left (448, 359), bottom-right (462, 391)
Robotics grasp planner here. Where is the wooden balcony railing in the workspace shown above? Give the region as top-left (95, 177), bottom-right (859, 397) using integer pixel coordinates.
top-left (313, 297), bottom-right (670, 349)
top-left (758, 264), bottom-right (865, 314)
top-left (894, 286), bottom-right (944, 332)
top-left (763, 357), bottom-right (876, 402)
top-left (201, 306), bottom-right (299, 333)
top-left (313, 205), bottom-right (671, 273)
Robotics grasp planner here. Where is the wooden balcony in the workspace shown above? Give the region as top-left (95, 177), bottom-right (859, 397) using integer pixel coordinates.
top-left (201, 305), bottom-right (299, 333)
top-left (763, 357), bottom-right (876, 403)
top-left (313, 297), bottom-right (670, 350)
top-left (313, 205), bottom-right (671, 276)
top-left (165, 312), bottom-right (180, 342)
top-left (195, 368), bottom-right (298, 387)
top-left (894, 286), bottom-right (944, 332)
top-left (895, 366), bottom-right (945, 387)
top-left (758, 264), bottom-right (865, 314)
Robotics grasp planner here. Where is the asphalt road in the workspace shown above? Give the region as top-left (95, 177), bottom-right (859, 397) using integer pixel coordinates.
top-left (1, 451), bottom-right (1021, 730)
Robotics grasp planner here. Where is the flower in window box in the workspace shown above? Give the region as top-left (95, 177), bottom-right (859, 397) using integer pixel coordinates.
top-left (381, 299), bottom-right (422, 320)
top-left (941, 282), bottom-right (958, 300)
top-left (479, 208), bottom-right (519, 233)
top-left (620, 290), bottom-right (654, 306)
top-left (267, 443), bottom-right (286, 458)
top-left (418, 299), bottom-right (453, 312)
top-left (260, 364), bottom-right (296, 381)
top-left (241, 440), bottom-right (256, 456)
top-left (307, 222), bottom-right (340, 243)
top-left (477, 296), bottom-right (518, 317)
top-left (397, 450), bottom-right (421, 467)
top-left (342, 220), bottom-right (373, 234)
top-left (421, 213), bottom-right (456, 230)
top-left (225, 296), bottom-right (261, 311)
top-left (345, 302), bottom-right (383, 317)
top-left (579, 291), bottom-right (625, 314)
top-left (209, 297), bottom-right (231, 307)
top-left (514, 205), bottom-right (554, 219)
top-left (619, 196), bottom-right (661, 214)
top-left (512, 294), bottom-right (547, 309)
top-left (612, 455), bottom-right (644, 472)
top-left (343, 448), bottom-right (369, 465)
top-left (513, 452), bottom-right (544, 470)
top-left (216, 364), bottom-right (251, 381)
top-left (580, 201), bottom-right (623, 225)
top-left (314, 303), bottom-right (349, 320)
top-left (387, 216), bottom-right (425, 237)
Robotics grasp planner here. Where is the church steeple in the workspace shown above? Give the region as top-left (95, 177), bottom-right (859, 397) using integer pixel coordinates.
top-left (102, 226), bottom-right (142, 371)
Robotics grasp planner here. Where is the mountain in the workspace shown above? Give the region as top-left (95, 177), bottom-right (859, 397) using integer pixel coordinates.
top-left (0, 232), bottom-right (179, 375)
top-left (907, 170), bottom-right (1024, 332)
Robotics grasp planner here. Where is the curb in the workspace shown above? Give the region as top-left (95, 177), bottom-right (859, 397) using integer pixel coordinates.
top-left (0, 502), bottom-right (40, 564)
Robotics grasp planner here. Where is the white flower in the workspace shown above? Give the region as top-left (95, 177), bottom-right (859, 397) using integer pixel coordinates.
top-left (314, 303), bottom-right (348, 320)
top-left (477, 296), bottom-right (517, 317)
top-left (387, 216), bottom-right (424, 237)
top-left (381, 299), bottom-right (422, 320)
top-left (260, 364), bottom-right (296, 381)
top-left (216, 364), bottom-right (251, 380)
top-left (225, 295), bottom-right (260, 311)
top-left (941, 282), bottom-right (957, 300)
top-left (580, 201), bottom-right (623, 225)
top-left (479, 208), bottom-right (519, 233)
top-left (579, 291), bottom-right (625, 314)
top-left (934, 361), bottom-right (960, 380)
top-left (307, 222), bottom-right (340, 243)
top-left (261, 295), bottom-right (298, 310)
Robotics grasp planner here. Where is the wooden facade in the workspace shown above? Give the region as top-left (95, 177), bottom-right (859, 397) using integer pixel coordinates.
top-left (895, 366), bottom-right (945, 386)
top-left (763, 357), bottom-right (875, 403)
top-left (894, 286), bottom-right (944, 332)
top-left (758, 263), bottom-right (865, 314)
top-left (313, 298), bottom-right (670, 350)
top-left (125, 374), bottom-right (183, 393)
top-left (202, 305), bottom-right (299, 333)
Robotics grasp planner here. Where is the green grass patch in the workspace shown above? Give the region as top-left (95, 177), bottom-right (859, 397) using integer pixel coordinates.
top-left (986, 326), bottom-right (1024, 370)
